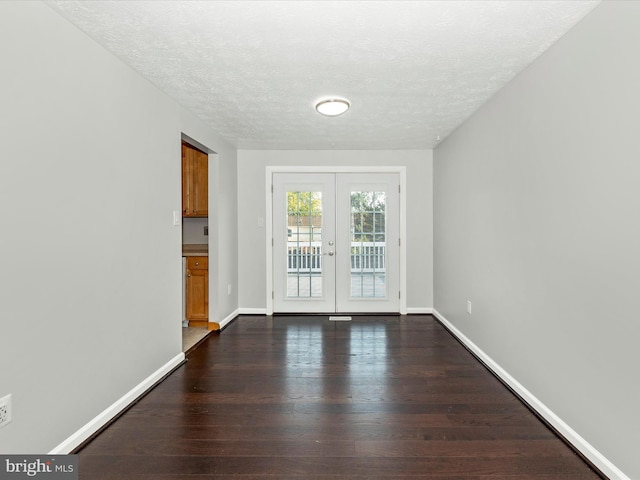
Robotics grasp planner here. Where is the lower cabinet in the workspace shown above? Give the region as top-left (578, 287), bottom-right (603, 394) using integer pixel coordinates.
top-left (186, 256), bottom-right (208, 325)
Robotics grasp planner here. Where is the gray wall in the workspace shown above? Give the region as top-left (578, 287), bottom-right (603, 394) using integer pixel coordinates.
top-left (215, 138), bottom-right (240, 321)
top-left (237, 150), bottom-right (433, 311)
top-left (0, 1), bottom-right (238, 453)
top-left (434, 2), bottom-right (640, 478)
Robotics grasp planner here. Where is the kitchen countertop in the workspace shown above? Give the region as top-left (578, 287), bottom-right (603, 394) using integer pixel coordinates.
top-left (182, 244), bottom-right (208, 256)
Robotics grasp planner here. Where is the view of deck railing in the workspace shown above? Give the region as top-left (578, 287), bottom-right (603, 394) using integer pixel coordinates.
top-left (287, 241), bottom-right (385, 273)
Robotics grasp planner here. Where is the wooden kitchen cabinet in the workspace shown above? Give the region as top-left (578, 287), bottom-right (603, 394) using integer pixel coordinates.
top-left (182, 142), bottom-right (208, 217)
top-left (185, 256), bottom-right (208, 325)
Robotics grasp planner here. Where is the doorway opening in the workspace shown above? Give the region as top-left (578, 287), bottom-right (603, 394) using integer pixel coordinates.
top-left (181, 139), bottom-right (213, 351)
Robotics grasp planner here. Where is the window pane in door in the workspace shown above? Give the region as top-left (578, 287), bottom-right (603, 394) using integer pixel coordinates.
top-left (350, 191), bottom-right (386, 298)
top-left (287, 191), bottom-right (323, 297)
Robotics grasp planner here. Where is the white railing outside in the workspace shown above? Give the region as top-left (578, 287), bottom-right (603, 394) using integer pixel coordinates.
top-left (287, 241), bottom-right (385, 273)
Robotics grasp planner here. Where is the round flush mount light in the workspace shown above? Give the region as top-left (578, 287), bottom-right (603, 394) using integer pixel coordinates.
top-left (315, 97), bottom-right (350, 117)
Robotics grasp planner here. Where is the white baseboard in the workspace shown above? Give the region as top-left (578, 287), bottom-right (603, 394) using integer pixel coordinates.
top-left (431, 309), bottom-right (629, 480)
top-left (406, 307), bottom-right (433, 314)
top-left (238, 307), bottom-right (267, 315)
top-left (218, 308), bottom-right (240, 329)
top-left (221, 307), bottom-right (433, 322)
top-left (49, 352), bottom-right (185, 455)
top-left (238, 308), bottom-right (433, 316)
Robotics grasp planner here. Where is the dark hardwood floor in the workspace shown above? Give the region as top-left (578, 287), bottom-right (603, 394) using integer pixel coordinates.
top-left (78, 315), bottom-right (603, 479)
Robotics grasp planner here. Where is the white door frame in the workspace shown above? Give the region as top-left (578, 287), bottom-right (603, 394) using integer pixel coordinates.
top-left (266, 166), bottom-right (407, 315)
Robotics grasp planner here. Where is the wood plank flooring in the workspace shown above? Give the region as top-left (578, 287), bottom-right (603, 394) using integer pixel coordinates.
top-left (78, 315), bottom-right (604, 479)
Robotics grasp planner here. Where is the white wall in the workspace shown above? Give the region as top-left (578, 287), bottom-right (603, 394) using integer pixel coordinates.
top-left (237, 150), bottom-right (433, 312)
top-left (434, 2), bottom-right (640, 478)
top-left (0, 1), bottom-right (238, 453)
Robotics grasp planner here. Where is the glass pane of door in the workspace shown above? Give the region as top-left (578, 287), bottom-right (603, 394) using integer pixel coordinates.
top-left (287, 191), bottom-right (323, 298)
top-left (273, 173), bottom-right (336, 313)
top-left (350, 191), bottom-right (387, 298)
top-left (335, 173), bottom-right (399, 313)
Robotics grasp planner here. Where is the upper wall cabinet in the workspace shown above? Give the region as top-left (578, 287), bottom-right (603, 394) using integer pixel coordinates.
top-left (182, 142), bottom-right (208, 218)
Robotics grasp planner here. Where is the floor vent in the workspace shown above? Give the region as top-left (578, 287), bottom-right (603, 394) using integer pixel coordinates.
top-left (329, 316), bottom-right (352, 321)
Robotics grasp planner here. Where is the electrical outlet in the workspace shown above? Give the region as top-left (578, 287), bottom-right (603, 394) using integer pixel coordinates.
top-left (467, 300), bottom-right (472, 315)
top-left (0, 394), bottom-right (13, 429)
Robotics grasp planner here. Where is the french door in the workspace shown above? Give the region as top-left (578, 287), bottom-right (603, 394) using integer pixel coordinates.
top-left (273, 172), bottom-right (400, 313)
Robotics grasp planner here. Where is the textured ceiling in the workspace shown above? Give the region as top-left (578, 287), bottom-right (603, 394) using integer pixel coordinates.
top-left (47, 1), bottom-right (600, 150)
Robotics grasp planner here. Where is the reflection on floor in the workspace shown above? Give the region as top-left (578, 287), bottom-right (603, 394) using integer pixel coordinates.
top-left (181, 326), bottom-right (209, 353)
top-left (79, 315), bottom-right (604, 479)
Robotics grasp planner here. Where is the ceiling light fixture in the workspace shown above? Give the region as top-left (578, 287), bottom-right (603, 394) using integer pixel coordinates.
top-left (315, 98), bottom-right (350, 117)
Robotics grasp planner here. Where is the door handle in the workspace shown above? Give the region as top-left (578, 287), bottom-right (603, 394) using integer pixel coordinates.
top-left (326, 251), bottom-right (335, 256)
